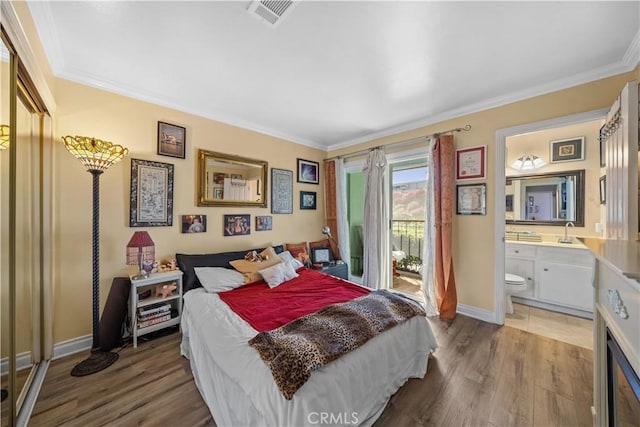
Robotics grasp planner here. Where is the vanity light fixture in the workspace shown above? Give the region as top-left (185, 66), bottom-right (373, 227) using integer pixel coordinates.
top-left (511, 154), bottom-right (546, 170)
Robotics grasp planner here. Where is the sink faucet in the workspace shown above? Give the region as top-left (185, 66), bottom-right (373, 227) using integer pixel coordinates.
top-left (559, 222), bottom-right (575, 243)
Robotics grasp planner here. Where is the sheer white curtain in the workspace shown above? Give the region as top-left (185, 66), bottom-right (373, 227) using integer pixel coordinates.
top-left (422, 138), bottom-right (438, 316)
top-left (362, 149), bottom-right (390, 289)
top-left (335, 159), bottom-right (351, 277)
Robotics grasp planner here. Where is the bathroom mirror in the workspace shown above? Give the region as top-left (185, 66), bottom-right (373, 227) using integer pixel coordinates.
top-left (197, 149), bottom-right (268, 207)
top-left (506, 169), bottom-right (585, 226)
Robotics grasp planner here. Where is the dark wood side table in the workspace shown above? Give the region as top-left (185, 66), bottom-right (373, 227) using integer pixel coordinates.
top-left (316, 263), bottom-right (348, 279)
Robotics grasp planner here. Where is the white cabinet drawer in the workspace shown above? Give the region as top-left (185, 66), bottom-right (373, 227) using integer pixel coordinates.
top-left (537, 246), bottom-right (593, 266)
top-left (506, 244), bottom-right (536, 258)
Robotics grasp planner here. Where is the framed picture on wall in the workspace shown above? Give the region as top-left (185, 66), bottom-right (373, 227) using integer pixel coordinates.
top-left (456, 146), bottom-right (486, 180)
top-left (157, 121), bottom-right (186, 159)
top-left (271, 168), bottom-right (293, 214)
top-left (550, 136), bottom-right (584, 163)
top-left (456, 183), bottom-right (486, 215)
top-left (223, 214), bottom-right (251, 236)
top-left (181, 215), bottom-right (206, 233)
top-left (255, 215), bottom-right (272, 231)
top-left (300, 191), bottom-right (317, 210)
top-left (297, 158), bottom-right (319, 184)
top-left (130, 159), bottom-right (174, 227)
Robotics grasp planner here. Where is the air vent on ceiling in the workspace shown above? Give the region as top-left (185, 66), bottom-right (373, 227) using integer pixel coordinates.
top-left (247, 0), bottom-right (299, 28)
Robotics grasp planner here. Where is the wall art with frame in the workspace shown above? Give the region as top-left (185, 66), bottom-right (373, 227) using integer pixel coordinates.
top-left (255, 215), bottom-right (272, 231)
top-left (550, 136), bottom-right (584, 163)
top-left (223, 214), bottom-right (251, 236)
top-left (271, 168), bottom-right (293, 214)
top-left (456, 145), bottom-right (486, 180)
top-left (157, 121), bottom-right (186, 159)
top-left (599, 175), bottom-right (606, 204)
top-left (300, 191), bottom-right (317, 210)
top-left (130, 158), bottom-right (174, 227)
top-left (181, 214), bottom-right (206, 233)
top-left (297, 158), bottom-right (319, 184)
top-left (456, 183), bottom-right (486, 215)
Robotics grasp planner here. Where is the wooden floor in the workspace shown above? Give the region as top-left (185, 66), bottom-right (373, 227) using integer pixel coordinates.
top-left (28, 316), bottom-right (594, 427)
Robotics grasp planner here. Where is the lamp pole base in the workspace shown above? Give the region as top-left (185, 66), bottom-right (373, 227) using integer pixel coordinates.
top-left (70, 350), bottom-right (119, 377)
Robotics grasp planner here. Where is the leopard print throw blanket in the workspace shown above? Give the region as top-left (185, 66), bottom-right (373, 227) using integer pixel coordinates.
top-left (248, 290), bottom-right (426, 400)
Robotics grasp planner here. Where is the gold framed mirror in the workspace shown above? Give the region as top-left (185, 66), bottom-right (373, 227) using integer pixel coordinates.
top-left (197, 149), bottom-right (268, 207)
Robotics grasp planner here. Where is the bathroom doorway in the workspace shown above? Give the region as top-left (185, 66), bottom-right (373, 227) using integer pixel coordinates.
top-left (495, 110), bottom-right (606, 349)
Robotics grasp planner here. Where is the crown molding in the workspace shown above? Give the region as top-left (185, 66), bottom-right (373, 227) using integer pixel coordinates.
top-left (1, 1), bottom-right (56, 113)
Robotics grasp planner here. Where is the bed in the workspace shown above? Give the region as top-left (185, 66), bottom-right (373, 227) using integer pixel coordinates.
top-left (177, 246), bottom-right (437, 426)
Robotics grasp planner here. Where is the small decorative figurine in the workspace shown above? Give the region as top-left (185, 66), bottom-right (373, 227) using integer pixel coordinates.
top-left (155, 282), bottom-right (177, 298)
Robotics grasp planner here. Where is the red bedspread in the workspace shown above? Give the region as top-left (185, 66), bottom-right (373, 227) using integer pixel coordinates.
top-left (218, 268), bottom-right (370, 331)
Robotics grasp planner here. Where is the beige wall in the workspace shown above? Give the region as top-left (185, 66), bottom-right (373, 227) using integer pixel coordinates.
top-left (329, 69), bottom-right (638, 313)
top-left (53, 78), bottom-right (326, 343)
top-left (506, 120), bottom-right (604, 237)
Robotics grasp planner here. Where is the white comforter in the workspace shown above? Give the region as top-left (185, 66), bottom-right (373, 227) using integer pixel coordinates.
top-left (181, 288), bottom-right (437, 427)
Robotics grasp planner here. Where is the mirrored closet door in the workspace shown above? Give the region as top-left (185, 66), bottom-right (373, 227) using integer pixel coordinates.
top-left (1, 26), bottom-right (52, 427)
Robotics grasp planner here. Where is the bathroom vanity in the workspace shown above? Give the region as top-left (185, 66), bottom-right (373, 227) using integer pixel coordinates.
top-left (506, 239), bottom-right (595, 317)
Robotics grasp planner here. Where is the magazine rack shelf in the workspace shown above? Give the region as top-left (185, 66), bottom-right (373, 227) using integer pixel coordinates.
top-left (129, 270), bottom-right (183, 347)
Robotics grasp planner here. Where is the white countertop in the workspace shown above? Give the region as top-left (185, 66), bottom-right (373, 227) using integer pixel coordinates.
top-left (505, 236), bottom-right (588, 249)
top-left (580, 238), bottom-right (640, 287)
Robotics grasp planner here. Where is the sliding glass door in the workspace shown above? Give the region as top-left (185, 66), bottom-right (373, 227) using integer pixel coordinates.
top-left (390, 159), bottom-right (427, 300)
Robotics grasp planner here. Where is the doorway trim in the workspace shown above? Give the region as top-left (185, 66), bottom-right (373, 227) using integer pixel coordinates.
top-left (493, 108), bottom-right (607, 325)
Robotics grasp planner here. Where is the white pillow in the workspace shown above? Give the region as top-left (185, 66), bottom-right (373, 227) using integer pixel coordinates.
top-left (278, 250), bottom-right (295, 263)
top-left (259, 262), bottom-right (299, 288)
top-left (279, 250), bottom-right (304, 270)
top-left (194, 267), bottom-right (245, 293)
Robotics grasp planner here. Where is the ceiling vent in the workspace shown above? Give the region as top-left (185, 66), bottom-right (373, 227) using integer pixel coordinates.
top-left (247, 0), bottom-right (299, 28)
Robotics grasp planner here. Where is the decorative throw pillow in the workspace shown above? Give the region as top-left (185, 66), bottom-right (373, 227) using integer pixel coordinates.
top-left (230, 250), bottom-right (282, 283)
top-left (259, 262), bottom-right (299, 288)
top-left (285, 242), bottom-right (309, 263)
top-left (279, 251), bottom-right (305, 270)
top-left (194, 267), bottom-right (245, 293)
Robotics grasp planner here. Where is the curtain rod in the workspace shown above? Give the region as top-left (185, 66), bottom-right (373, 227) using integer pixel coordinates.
top-left (324, 124), bottom-right (471, 162)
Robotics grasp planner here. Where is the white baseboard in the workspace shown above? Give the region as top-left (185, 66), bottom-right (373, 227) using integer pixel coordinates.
top-left (51, 335), bottom-right (92, 360)
top-left (457, 303), bottom-right (498, 324)
top-left (1, 335), bottom-right (92, 376)
top-left (1, 352), bottom-right (34, 376)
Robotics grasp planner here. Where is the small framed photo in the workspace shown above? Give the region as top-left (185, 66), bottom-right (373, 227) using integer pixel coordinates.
top-left (300, 191), bottom-right (317, 210)
top-left (550, 137), bottom-right (584, 163)
top-left (599, 176), bottom-right (606, 204)
top-left (255, 215), bottom-right (272, 231)
top-left (214, 188), bottom-right (223, 199)
top-left (223, 214), bottom-right (251, 236)
top-left (311, 247), bottom-right (332, 265)
top-left (599, 125), bottom-right (606, 167)
top-left (157, 121), bottom-right (186, 159)
top-left (213, 172), bottom-right (228, 184)
top-left (230, 173), bottom-right (243, 180)
top-left (297, 158), bottom-right (319, 184)
top-left (456, 183), bottom-right (486, 215)
top-left (456, 146), bottom-right (486, 180)
top-left (181, 215), bottom-right (206, 233)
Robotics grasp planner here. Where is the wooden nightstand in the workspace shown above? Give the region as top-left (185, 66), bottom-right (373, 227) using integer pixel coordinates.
top-left (129, 270), bottom-right (183, 347)
top-left (317, 262), bottom-right (348, 280)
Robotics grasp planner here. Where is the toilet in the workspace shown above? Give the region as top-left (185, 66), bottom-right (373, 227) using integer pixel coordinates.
top-left (505, 273), bottom-right (527, 314)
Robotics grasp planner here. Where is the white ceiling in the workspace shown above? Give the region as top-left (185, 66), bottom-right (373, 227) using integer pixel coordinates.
top-left (27, 1), bottom-right (639, 151)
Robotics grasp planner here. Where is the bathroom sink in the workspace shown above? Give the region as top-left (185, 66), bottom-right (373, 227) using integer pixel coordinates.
top-left (557, 239), bottom-right (575, 244)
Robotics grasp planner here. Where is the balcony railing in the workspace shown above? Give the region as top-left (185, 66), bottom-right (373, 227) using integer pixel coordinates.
top-left (392, 219), bottom-right (424, 274)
